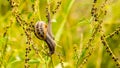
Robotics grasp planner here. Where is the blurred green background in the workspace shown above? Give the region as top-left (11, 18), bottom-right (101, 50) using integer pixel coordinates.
top-left (0, 0), bottom-right (120, 68)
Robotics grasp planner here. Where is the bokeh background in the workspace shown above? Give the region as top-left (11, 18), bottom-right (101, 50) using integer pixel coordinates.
top-left (0, 0), bottom-right (120, 68)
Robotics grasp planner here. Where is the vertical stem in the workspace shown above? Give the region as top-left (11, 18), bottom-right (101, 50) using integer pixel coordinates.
top-left (35, 0), bottom-right (41, 20)
top-left (50, 56), bottom-right (54, 68)
top-left (96, 44), bottom-right (103, 68)
top-left (80, 33), bottom-right (83, 55)
top-left (46, 0), bottom-right (54, 39)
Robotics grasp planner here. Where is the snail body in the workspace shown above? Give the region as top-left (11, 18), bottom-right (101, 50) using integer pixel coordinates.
top-left (34, 21), bottom-right (55, 55)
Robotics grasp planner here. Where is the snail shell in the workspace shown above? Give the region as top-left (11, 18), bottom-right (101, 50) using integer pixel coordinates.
top-left (35, 21), bottom-right (47, 40)
top-left (34, 21), bottom-right (55, 55)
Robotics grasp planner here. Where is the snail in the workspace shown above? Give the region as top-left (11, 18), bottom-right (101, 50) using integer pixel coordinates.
top-left (34, 21), bottom-right (55, 55)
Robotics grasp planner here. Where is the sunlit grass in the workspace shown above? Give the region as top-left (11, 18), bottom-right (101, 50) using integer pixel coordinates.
top-left (0, 0), bottom-right (120, 68)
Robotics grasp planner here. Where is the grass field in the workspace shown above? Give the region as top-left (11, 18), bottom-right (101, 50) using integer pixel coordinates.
top-left (0, 0), bottom-right (120, 68)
